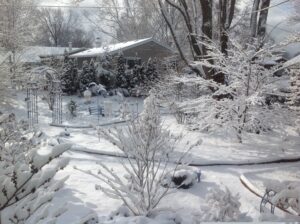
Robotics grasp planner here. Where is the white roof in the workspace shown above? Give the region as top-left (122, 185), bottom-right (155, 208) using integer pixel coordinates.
top-left (17, 46), bottom-right (79, 63)
top-left (282, 54), bottom-right (300, 69)
top-left (70, 37), bottom-right (173, 58)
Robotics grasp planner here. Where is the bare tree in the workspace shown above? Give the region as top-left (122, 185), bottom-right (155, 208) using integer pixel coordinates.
top-left (0, 0), bottom-right (37, 52)
top-left (70, 28), bottom-right (94, 48)
top-left (37, 8), bottom-right (77, 47)
top-left (159, 0), bottom-right (232, 81)
top-left (36, 8), bottom-right (94, 48)
top-left (0, 0), bottom-right (38, 81)
top-left (84, 0), bottom-right (176, 46)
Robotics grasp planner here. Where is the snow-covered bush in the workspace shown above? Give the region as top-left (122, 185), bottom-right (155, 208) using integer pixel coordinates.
top-left (96, 63), bottom-right (116, 90)
top-left (61, 57), bottom-right (78, 94)
top-left (266, 181), bottom-right (300, 215)
top-left (77, 93), bottom-right (201, 217)
top-left (116, 53), bottom-right (128, 89)
top-left (79, 60), bottom-right (96, 92)
top-left (192, 39), bottom-right (292, 142)
top-left (115, 54), bottom-right (159, 95)
top-left (158, 38), bottom-right (292, 142)
top-left (200, 187), bottom-right (241, 222)
top-left (0, 113), bottom-right (71, 223)
top-left (131, 58), bottom-right (160, 96)
top-left (88, 82), bottom-right (107, 96)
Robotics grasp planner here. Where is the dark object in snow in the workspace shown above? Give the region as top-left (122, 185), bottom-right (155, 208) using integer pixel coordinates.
top-left (173, 175), bottom-right (192, 189)
top-left (162, 169), bottom-right (197, 189)
top-left (196, 170), bottom-right (201, 183)
top-left (260, 189), bottom-right (276, 214)
top-left (88, 105), bottom-right (104, 116)
top-left (67, 100), bottom-right (77, 117)
top-left (108, 90), bottom-right (115, 96)
top-left (59, 128), bottom-right (70, 137)
top-left (48, 138), bottom-right (59, 146)
top-left (98, 89), bottom-right (107, 97)
top-left (109, 205), bottom-right (132, 220)
top-left (35, 131), bottom-right (44, 138)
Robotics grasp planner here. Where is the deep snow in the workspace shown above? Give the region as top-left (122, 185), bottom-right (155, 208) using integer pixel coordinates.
top-left (2, 90), bottom-right (300, 223)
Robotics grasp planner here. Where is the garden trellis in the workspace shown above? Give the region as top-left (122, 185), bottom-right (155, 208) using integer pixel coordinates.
top-left (26, 66), bottom-right (63, 127)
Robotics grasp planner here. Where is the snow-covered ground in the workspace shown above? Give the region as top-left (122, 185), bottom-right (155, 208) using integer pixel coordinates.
top-left (2, 89), bottom-right (300, 223)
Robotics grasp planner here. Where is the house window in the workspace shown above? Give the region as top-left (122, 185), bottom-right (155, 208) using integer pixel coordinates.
top-left (125, 57), bottom-right (141, 69)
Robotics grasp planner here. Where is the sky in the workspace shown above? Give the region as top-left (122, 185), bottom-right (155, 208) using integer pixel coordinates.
top-left (39, 0), bottom-right (300, 56)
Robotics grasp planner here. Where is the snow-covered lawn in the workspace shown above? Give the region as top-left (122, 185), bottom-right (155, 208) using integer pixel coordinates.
top-left (50, 150), bottom-right (300, 223)
top-left (3, 90), bottom-right (300, 223)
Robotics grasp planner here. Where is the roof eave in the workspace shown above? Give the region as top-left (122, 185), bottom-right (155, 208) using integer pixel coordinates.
top-left (70, 37), bottom-right (175, 58)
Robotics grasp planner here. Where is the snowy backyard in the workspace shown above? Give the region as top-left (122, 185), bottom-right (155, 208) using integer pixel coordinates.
top-left (1, 89), bottom-right (300, 223)
top-left (1, 0), bottom-right (300, 223)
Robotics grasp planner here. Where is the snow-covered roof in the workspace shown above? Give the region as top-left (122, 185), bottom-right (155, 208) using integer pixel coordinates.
top-left (282, 54), bottom-right (300, 69)
top-left (17, 46), bottom-right (80, 63)
top-left (70, 37), bottom-right (173, 58)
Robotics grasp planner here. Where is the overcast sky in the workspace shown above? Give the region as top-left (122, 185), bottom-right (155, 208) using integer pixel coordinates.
top-left (39, 0), bottom-right (300, 56)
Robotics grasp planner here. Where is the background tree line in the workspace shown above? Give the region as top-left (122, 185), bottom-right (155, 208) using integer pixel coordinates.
top-left (0, 0), bottom-right (94, 51)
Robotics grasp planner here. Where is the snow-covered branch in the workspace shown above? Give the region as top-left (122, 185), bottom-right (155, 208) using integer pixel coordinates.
top-left (0, 113), bottom-right (71, 223)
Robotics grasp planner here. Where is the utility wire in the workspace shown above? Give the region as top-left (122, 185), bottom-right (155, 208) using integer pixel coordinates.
top-left (0, 4), bottom-right (141, 9)
top-left (0, 0), bottom-right (293, 10)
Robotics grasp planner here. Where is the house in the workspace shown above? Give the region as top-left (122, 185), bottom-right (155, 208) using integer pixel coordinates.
top-left (0, 46), bottom-right (86, 67)
top-left (70, 37), bottom-right (175, 68)
top-left (19, 46), bottom-right (85, 66)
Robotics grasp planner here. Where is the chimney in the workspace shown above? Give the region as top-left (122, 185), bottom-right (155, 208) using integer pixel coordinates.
top-left (68, 42), bottom-right (72, 52)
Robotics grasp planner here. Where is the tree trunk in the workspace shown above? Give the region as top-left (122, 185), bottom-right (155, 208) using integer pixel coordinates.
top-left (218, 0), bottom-right (236, 84)
top-left (198, 0), bottom-right (214, 79)
top-left (250, 0), bottom-right (260, 37)
top-left (219, 0), bottom-right (236, 55)
top-left (165, 0), bottom-right (202, 59)
top-left (257, 0), bottom-right (271, 40)
top-left (199, 0), bottom-right (212, 54)
top-left (158, 0), bottom-right (201, 75)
